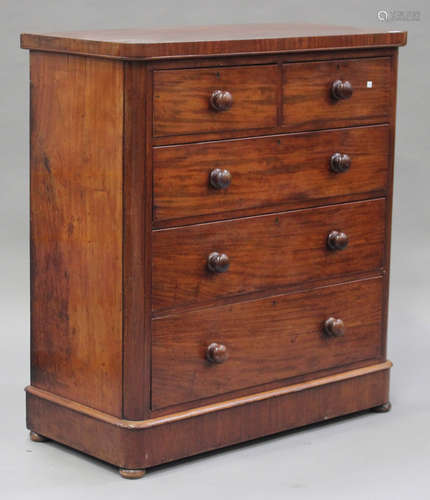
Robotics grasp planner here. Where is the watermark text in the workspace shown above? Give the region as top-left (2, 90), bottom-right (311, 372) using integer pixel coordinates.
top-left (377, 9), bottom-right (421, 22)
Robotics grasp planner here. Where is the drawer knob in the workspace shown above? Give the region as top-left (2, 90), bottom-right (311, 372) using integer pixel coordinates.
top-left (208, 252), bottom-right (230, 273)
top-left (206, 342), bottom-right (229, 363)
top-left (330, 153), bottom-right (351, 173)
top-left (210, 90), bottom-right (233, 111)
top-left (324, 317), bottom-right (345, 337)
top-left (210, 168), bottom-right (232, 190)
top-left (327, 230), bottom-right (349, 251)
top-left (331, 80), bottom-right (353, 100)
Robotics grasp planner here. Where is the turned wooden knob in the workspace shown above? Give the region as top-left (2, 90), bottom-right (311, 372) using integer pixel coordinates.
top-left (210, 168), bottom-right (232, 190)
top-left (207, 252), bottom-right (230, 273)
top-left (324, 317), bottom-right (345, 337)
top-left (206, 342), bottom-right (229, 363)
top-left (331, 80), bottom-right (353, 100)
top-left (210, 90), bottom-right (233, 111)
top-left (327, 230), bottom-right (349, 251)
top-left (330, 153), bottom-right (351, 173)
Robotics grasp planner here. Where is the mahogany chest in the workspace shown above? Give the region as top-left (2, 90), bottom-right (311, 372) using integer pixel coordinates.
top-left (21, 24), bottom-right (407, 478)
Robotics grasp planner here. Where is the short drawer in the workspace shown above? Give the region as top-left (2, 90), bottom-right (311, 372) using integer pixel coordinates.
top-left (153, 65), bottom-right (279, 137)
top-left (282, 57), bottom-right (392, 131)
top-left (153, 125), bottom-right (389, 223)
top-left (152, 277), bottom-right (384, 409)
top-left (152, 199), bottom-right (386, 311)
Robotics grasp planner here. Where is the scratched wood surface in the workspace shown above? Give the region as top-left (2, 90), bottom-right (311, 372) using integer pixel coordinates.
top-left (20, 23), bottom-right (406, 59)
top-left (30, 52), bottom-right (124, 417)
top-left (153, 125), bottom-right (389, 223)
top-left (26, 365), bottom-right (391, 468)
top-left (22, 27), bottom-right (404, 473)
top-left (153, 65), bottom-right (279, 137)
top-left (152, 277), bottom-right (384, 409)
top-left (152, 199), bottom-right (386, 312)
top-left (282, 57), bottom-right (392, 131)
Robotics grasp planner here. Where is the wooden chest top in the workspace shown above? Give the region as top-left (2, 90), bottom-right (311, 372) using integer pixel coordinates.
top-left (20, 23), bottom-right (406, 59)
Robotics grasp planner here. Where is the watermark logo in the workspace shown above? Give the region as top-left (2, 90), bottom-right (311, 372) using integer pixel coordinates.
top-left (377, 9), bottom-right (421, 21)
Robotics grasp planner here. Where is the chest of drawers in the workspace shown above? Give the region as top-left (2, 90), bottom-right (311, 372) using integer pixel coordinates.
top-left (21, 23), bottom-right (407, 478)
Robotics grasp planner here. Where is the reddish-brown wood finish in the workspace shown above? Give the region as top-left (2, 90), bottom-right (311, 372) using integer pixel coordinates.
top-left (282, 57), bottom-right (392, 131)
top-left (153, 65), bottom-right (279, 137)
top-left (20, 24), bottom-right (406, 59)
top-left (152, 199), bottom-right (385, 312)
top-left (324, 317), bottom-right (346, 337)
top-left (380, 48), bottom-right (398, 362)
top-left (210, 89), bottom-right (234, 111)
top-left (152, 277), bottom-right (384, 409)
top-left (153, 125), bottom-right (389, 224)
top-left (26, 363), bottom-right (391, 469)
top-left (122, 62), bottom-right (152, 420)
top-left (30, 52), bottom-right (124, 417)
top-left (29, 431), bottom-right (49, 442)
top-left (119, 468), bottom-right (146, 479)
top-left (149, 47), bottom-right (399, 147)
top-left (22, 24), bottom-right (405, 476)
top-left (331, 79), bottom-right (354, 100)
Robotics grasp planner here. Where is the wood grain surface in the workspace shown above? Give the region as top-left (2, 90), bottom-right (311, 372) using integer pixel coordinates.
top-left (149, 47), bottom-right (398, 147)
top-left (153, 65), bottom-right (279, 137)
top-left (152, 199), bottom-right (386, 312)
top-left (152, 277), bottom-right (384, 409)
top-left (22, 31), bottom-right (404, 472)
top-left (153, 125), bottom-right (389, 223)
top-left (282, 57), bottom-right (392, 131)
top-left (20, 23), bottom-right (407, 59)
top-left (26, 363), bottom-right (391, 468)
top-left (122, 62), bottom-right (152, 419)
top-left (30, 52), bottom-right (124, 416)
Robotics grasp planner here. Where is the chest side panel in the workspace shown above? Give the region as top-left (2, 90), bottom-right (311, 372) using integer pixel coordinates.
top-left (30, 52), bottom-right (124, 417)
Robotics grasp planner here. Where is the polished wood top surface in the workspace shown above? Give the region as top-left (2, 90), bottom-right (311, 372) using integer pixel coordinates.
top-left (20, 23), bottom-right (407, 59)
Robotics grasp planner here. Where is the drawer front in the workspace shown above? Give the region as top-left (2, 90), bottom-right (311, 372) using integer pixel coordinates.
top-left (152, 277), bottom-right (384, 409)
top-left (153, 125), bottom-right (389, 223)
top-left (153, 65), bottom-right (279, 137)
top-left (282, 57), bottom-right (392, 132)
top-left (152, 199), bottom-right (385, 311)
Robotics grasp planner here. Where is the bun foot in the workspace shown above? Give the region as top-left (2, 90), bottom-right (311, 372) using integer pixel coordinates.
top-left (371, 401), bottom-right (392, 413)
top-left (119, 468), bottom-right (146, 479)
top-left (29, 431), bottom-right (49, 442)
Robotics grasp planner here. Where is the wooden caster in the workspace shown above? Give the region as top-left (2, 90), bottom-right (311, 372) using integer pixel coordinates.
top-left (371, 401), bottom-right (392, 413)
top-left (119, 468), bottom-right (146, 479)
top-left (29, 431), bottom-right (49, 442)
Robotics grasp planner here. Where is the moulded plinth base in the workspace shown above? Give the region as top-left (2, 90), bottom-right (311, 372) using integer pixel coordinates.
top-left (26, 361), bottom-right (392, 474)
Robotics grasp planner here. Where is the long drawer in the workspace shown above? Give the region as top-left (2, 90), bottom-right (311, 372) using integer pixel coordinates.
top-left (153, 125), bottom-right (389, 224)
top-left (152, 277), bottom-right (384, 409)
top-left (152, 199), bottom-right (386, 312)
